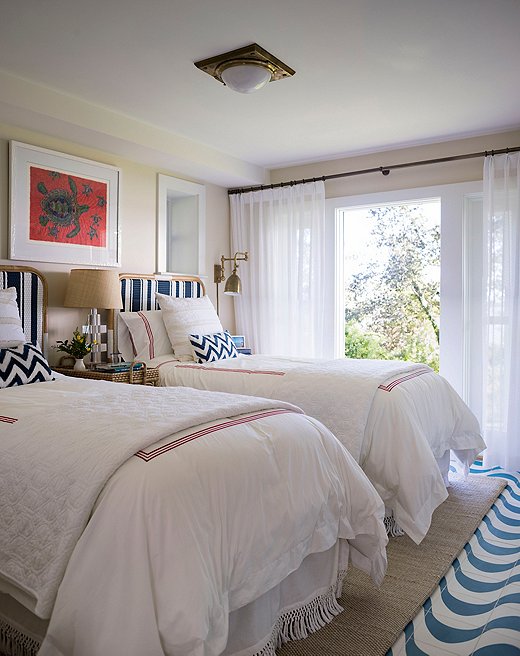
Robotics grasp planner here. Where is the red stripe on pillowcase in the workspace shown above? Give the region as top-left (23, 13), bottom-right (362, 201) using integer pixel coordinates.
top-left (137, 311), bottom-right (155, 360)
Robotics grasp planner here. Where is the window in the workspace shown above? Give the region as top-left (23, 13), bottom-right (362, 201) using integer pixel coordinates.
top-left (341, 199), bottom-right (440, 370)
top-left (326, 181), bottom-right (482, 399)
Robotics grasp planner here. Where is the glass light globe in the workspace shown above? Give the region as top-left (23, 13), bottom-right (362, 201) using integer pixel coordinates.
top-left (220, 63), bottom-right (272, 94)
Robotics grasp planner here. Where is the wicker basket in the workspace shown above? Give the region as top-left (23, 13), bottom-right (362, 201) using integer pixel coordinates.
top-left (54, 360), bottom-right (159, 386)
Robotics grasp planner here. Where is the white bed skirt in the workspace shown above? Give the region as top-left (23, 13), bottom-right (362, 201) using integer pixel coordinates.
top-left (0, 542), bottom-right (349, 656)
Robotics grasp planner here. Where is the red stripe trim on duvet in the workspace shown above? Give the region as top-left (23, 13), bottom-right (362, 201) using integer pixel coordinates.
top-left (174, 364), bottom-right (286, 376)
top-left (135, 409), bottom-right (299, 461)
top-left (0, 416), bottom-right (18, 424)
top-left (378, 367), bottom-right (431, 392)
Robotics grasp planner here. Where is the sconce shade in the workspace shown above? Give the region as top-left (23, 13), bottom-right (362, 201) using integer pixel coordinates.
top-left (224, 272), bottom-right (242, 295)
top-left (64, 269), bottom-right (122, 309)
top-left (220, 63), bottom-right (272, 94)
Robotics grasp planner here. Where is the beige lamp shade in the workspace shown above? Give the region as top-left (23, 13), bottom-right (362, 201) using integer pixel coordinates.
top-left (64, 269), bottom-right (122, 309)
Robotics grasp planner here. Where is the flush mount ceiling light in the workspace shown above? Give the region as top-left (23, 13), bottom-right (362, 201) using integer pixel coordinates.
top-left (194, 43), bottom-right (295, 94)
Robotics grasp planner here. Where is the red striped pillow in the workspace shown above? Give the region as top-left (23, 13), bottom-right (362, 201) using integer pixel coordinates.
top-left (119, 310), bottom-right (173, 361)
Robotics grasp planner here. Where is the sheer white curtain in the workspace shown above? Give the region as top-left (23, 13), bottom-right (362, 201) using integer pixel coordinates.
top-left (482, 153), bottom-right (520, 470)
top-left (230, 181), bottom-right (327, 357)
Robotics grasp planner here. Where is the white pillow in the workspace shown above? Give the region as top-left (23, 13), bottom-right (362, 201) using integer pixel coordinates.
top-left (155, 293), bottom-right (223, 361)
top-left (119, 310), bottom-right (173, 362)
top-left (0, 287), bottom-right (26, 348)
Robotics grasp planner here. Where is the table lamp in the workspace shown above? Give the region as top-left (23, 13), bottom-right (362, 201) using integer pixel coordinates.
top-left (64, 269), bottom-right (122, 365)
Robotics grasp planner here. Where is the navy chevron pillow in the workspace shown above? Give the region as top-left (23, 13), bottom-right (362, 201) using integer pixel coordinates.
top-left (0, 343), bottom-right (54, 388)
top-left (189, 331), bottom-right (238, 363)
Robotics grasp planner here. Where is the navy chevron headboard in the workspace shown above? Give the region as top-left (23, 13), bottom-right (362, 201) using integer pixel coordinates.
top-left (0, 265), bottom-right (48, 356)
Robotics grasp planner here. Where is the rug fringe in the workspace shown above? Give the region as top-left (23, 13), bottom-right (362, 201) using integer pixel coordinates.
top-left (0, 618), bottom-right (40, 656)
top-left (253, 569), bottom-right (347, 656)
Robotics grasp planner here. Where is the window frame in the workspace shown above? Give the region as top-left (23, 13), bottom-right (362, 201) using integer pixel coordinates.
top-left (326, 180), bottom-right (482, 399)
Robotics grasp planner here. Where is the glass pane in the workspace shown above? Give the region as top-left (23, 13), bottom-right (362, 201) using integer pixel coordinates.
top-left (343, 200), bottom-right (441, 370)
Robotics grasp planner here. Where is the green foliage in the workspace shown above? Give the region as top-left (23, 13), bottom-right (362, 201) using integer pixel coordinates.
top-left (344, 321), bottom-right (385, 359)
top-left (54, 328), bottom-right (93, 359)
top-left (345, 204), bottom-right (440, 372)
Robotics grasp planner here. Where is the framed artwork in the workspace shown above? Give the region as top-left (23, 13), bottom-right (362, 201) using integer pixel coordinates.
top-left (230, 335), bottom-right (246, 349)
top-left (9, 141), bottom-right (121, 266)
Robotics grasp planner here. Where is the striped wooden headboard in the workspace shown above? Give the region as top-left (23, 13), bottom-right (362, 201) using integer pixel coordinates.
top-left (0, 265), bottom-right (48, 357)
top-left (119, 273), bottom-right (205, 312)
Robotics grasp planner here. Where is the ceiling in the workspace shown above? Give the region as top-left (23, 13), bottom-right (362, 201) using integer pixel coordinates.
top-left (0, 0), bottom-right (519, 187)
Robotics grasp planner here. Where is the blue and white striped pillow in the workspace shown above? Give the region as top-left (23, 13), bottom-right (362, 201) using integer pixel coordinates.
top-left (0, 343), bottom-right (54, 388)
top-left (189, 331), bottom-right (238, 363)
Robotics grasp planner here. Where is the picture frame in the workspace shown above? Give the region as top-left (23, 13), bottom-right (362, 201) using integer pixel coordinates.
top-left (230, 335), bottom-right (246, 349)
top-left (9, 141), bottom-right (121, 266)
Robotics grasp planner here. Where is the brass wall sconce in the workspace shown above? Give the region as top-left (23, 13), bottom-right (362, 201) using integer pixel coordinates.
top-left (214, 251), bottom-right (248, 314)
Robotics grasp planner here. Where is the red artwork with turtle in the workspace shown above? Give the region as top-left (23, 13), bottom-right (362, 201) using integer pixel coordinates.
top-left (29, 166), bottom-right (107, 247)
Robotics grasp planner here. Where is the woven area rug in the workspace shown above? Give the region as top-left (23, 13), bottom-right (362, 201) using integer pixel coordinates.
top-left (278, 474), bottom-right (507, 656)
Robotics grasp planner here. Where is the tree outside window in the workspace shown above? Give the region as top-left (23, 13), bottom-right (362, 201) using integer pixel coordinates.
top-left (344, 202), bottom-right (440, 371)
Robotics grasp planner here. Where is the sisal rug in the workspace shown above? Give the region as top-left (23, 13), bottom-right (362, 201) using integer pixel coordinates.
top-left (278, 474), bottom-right (507, 656)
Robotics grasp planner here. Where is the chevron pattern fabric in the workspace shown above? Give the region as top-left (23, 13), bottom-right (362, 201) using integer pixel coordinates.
top-left (189, 331), bottom-right (238, 363)
top-left (0, 343), bottom-right (54, 388)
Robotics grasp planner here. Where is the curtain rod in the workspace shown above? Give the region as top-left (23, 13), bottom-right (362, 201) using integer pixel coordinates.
top-left (227, 145), bottom-right (520, 195)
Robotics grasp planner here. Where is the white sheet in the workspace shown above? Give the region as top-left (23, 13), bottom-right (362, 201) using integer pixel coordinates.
top-left (148, 354), bottom-right (486, 543)
top-left (0, 377), bottom-right (388, 656)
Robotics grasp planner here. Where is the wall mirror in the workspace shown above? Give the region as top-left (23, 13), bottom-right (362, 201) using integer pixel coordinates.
top-left (156, 174), bottom-right (206, 276)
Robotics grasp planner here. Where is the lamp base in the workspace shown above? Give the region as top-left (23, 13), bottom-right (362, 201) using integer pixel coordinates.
top-left (82, 308), bottom-right (108, 365)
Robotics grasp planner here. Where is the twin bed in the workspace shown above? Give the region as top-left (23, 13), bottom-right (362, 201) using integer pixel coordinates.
top-left (0, 266), bottom-right (485, 656)
top-left (115, 273), bottom-right (485, 543)
top-left (0, 266), bottom-right (388, 655)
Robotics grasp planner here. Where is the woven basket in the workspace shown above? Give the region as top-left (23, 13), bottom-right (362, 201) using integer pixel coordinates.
top-left (55, 359), bottom-right (159, 385)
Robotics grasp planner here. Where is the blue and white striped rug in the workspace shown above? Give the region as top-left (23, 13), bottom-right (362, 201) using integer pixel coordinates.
top-left (388, 464), bottom-right (520, 655)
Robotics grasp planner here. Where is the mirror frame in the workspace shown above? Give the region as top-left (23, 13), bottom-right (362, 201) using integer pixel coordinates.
top-left (156, 173), bottom-right (206, 276)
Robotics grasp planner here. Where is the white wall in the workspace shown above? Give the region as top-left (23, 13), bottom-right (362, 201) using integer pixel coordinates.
top-left (0, 123), bottom-right (235, 364)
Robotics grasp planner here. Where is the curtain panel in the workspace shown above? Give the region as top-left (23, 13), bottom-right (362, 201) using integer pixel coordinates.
top-left (230, 181), bottom-right (327, 357)
top-left (482, 153), bottom-right (520, 470)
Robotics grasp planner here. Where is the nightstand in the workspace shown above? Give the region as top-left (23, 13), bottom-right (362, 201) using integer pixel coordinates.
top-left (53, 363), bottom-right (160, 386)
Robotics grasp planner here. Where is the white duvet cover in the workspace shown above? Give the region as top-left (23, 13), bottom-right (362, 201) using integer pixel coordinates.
top-left (150, 354), bottom-right (485, 543)
top-left (0, 377), bottom-right (387, 656)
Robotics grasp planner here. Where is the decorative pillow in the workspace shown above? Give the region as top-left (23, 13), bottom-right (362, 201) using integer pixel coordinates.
top-left (119, 310), bottom-right (173, 361)
top-left (155, 294), bottom-right (223, 361)
top-left (0, 287), bottom-right (26, 348)
top-left (0, 343), bottom-right (54, 388)
top-left (189, 331), bottom-right (238, 363)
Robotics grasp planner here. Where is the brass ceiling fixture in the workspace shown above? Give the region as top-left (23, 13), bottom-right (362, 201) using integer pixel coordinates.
top-left (194, 43), bottom-right (295, 94)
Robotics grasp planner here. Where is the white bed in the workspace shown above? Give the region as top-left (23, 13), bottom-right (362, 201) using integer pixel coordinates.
top-left (114, 273), bottom-right (486, 545)
top-left (0, 266), bottom-right (388, 656)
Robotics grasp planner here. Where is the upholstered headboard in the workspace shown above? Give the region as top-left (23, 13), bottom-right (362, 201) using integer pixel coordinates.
top-left (119, 273), bottom-right (205, 312)
top-left (109, 273), bottom-right (205, 358)
top-left (0, 265), bottom-right (48, 357)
